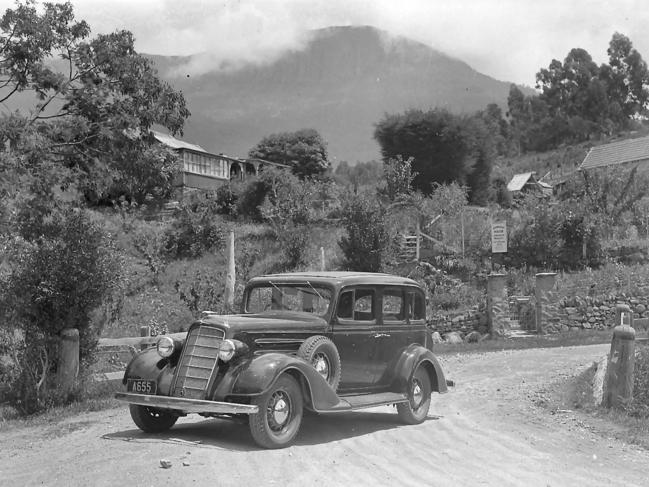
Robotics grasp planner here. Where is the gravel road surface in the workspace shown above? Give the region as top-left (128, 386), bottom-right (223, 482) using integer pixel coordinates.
top-left (2, 343), bottom-right (647, 486)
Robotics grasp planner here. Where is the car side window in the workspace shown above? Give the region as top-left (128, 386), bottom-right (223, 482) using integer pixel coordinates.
top-left (408, 291), bottom-right (426, 321)
top-left (337, 289), bottom-right (375, 321)
top-left (382, 288), bottom-right (405, 322)
top-left (337, 291), bottom-right (353, 319)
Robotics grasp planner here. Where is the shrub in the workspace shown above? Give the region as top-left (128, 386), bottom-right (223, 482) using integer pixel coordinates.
top-left (627, 346), bottom-right (649, 418)
top-left (163, 196), bottom-right (225, 258)
top-left (338, 192), bottom-right (389, 272)
top-left (236, 178), bottom-right (269, 221)
top-left (215, 184), bottom-right (239, 216)
top-left (507, 199), bottom-right (604, 270)
top-left (0, 208), bottom-right (122, 414)
top-left (174, 267), bottom-right (232, 318)
top-left (132, 222), bottom-right (169, 281)
top-left (279, 225), bottom-right (310, 270)
top-left (378, 155), bottom-right (416, 201)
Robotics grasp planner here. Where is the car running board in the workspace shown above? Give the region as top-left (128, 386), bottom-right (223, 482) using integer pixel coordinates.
top-left (318, 392), bottom-right (410, 413)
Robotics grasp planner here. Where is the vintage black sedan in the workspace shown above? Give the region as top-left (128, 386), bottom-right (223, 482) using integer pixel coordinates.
top-left (116, 272), bottom-right (451, 448)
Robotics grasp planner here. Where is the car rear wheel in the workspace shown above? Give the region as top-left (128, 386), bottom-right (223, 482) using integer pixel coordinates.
top-left (129, 404), bottom-right (178, 433)
top-left (397, 366), bottom-right (432, 425)
top-left (297, 335), bottom-right (341, 391)
top-left (249, 374), bottom-right (304, 449)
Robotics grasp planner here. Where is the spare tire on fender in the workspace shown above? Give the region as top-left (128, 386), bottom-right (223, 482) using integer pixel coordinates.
top-left (297, 335), bottom-right (341, 391)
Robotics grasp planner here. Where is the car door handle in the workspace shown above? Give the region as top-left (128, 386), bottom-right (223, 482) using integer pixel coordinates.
top-left (373, 333), bottom-right (390, 338)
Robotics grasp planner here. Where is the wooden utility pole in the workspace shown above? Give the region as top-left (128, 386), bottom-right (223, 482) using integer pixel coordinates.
top-left (225, 231), bottom-right (235, 308)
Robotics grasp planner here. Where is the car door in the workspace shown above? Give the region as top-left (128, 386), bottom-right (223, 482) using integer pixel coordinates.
top-left (331, 287), bottom-right (380, 392)
top-left (373, 286), bottom-right (426, 387)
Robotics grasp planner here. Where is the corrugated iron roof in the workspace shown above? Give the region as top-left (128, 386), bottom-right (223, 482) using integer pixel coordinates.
top-left (579, 135), bottom-right (649, 170)
top-left (507, 172), bottom-right (535, 191)
top-left (151, 130), bottom-right (207, 153)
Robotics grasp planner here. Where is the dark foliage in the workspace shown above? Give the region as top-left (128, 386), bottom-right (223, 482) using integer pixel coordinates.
top-left (0, 207), bottom-right (121, 414)
top-left (338, 192), bottom-right (389, 272)
top-left (163, 195), bottom-right (225, 259)
top-left (249, 129), bottom-right (329, 179)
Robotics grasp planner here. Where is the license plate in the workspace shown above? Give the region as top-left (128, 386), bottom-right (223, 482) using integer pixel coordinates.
top-left (127, 379), bottom-right (157, 395)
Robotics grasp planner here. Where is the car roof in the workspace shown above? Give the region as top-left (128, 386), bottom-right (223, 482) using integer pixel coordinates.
top-left (246, 271), bottom-right (421, 288)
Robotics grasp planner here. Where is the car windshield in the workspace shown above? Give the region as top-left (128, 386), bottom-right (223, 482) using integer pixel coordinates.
top-left (246, 282), bottom-right (333, 317)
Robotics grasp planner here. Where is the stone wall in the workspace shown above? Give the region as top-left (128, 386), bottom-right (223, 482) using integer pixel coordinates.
top-left (428, 308), bottom-right (488, 336)
top-left (553, 294), bottom-right (649, 333)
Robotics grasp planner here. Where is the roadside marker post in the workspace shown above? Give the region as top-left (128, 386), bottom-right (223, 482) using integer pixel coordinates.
top-left (603, 304), bottom-right (636, 409)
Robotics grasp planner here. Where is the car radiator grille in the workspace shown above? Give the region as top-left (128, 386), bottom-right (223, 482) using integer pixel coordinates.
top-left (171, 324), bottom-right (224, 400)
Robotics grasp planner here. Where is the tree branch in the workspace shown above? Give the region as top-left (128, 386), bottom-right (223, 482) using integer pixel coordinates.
top-left (36, 346), bottom-right (49, 393)
top-left (0, 84), bottom-right (19, 103)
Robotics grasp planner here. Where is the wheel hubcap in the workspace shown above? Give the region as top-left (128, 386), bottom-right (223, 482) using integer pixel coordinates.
top-left (412, 379), bottom-right (423, 408)
top-left (267, 391), bottom-right (291, 430)
top-left (312, 353), bottom-right (330, 380)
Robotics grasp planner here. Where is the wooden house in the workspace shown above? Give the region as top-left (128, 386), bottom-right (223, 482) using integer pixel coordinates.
top-left (150, 130), bottom-right (286, 196)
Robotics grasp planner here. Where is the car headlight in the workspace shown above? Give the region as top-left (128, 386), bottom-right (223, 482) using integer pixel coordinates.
top-left (218, 339), bottom-right (236, 362)
top-left (157, 336), bottom-right (175, 358)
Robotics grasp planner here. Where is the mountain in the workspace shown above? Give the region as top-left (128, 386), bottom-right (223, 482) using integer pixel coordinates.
top-left (151, 25), bottom-right (522, 163)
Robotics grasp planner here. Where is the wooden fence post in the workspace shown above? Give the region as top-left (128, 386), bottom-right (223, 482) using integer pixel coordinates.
top-left (57, 328), bottom-right (79, 394)
top-left (225, 230), bottom-right (235, 309)
top-left (140, 325), bottom-right (150, 350)
top-left (603, 304), bottom-right (636, 409)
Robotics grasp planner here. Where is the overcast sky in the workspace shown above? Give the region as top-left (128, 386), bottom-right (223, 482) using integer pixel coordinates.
top-left (4, 0), bottom-right (648, 86)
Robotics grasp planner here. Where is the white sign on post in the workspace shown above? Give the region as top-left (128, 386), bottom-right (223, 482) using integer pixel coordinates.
top-left (491, 221), bottom-right (507, 253)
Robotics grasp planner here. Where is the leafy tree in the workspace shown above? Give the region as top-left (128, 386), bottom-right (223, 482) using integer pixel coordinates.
top-left (463, 114), bottom-right (497, 206)
top-left (511, 32), bottom-right (649, 152)
top-left (481, 103), bottom-right (511, 155)
top-left (259, 166), bottom-right (313, 232)
top-left (578, 166), bottom-right (649, 222)
top-left (338, 192), bottom-right (389, 272)
top-left (379, 155), bottom-right (416, 201)
top-left (537, 49), bottom-right (600, 119)
top-left (603, 32), bottom-right (649, 120)
top-left (374, 108), bottom-right (474, 194)
top-left (0, 1), bottom-right (190, 204)
top-left (249, 129), bottom-right (329, 179)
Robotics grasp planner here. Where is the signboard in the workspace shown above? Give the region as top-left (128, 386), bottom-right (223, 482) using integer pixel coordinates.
top-left (491, 221), bottom-right (507, 253)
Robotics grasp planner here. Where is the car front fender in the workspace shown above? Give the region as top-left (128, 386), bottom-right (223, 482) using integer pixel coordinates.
top-left (391, 344), bottom-right (448, 394)
top-left (122, 348), bottom-right (174, 395)
top-left (225, 353), bottom-right (341, 410)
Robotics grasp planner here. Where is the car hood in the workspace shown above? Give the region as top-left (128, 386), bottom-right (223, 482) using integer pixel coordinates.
top-left (197, 311), bottom-right (328, 335)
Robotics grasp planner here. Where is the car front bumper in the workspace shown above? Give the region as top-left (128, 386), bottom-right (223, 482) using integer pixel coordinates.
top-left (115, 392), bottom-right (259, 415)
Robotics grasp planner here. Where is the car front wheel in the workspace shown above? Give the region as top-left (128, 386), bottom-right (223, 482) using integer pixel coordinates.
top-left (249, 374), bottom-right (304, 449)
top-left (397, 366), bottom-right (432, 425)
top-left (129, 404), bottom-right (178, 433)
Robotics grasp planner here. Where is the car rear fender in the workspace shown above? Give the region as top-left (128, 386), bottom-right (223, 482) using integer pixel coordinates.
top-left (392, 344), bottom-right (448, 394)
top-left (229, 353), bottom-right (341, 410)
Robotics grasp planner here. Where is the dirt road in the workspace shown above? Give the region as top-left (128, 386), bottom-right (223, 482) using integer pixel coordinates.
top-left (2, 344), bottom-right (647, 487)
